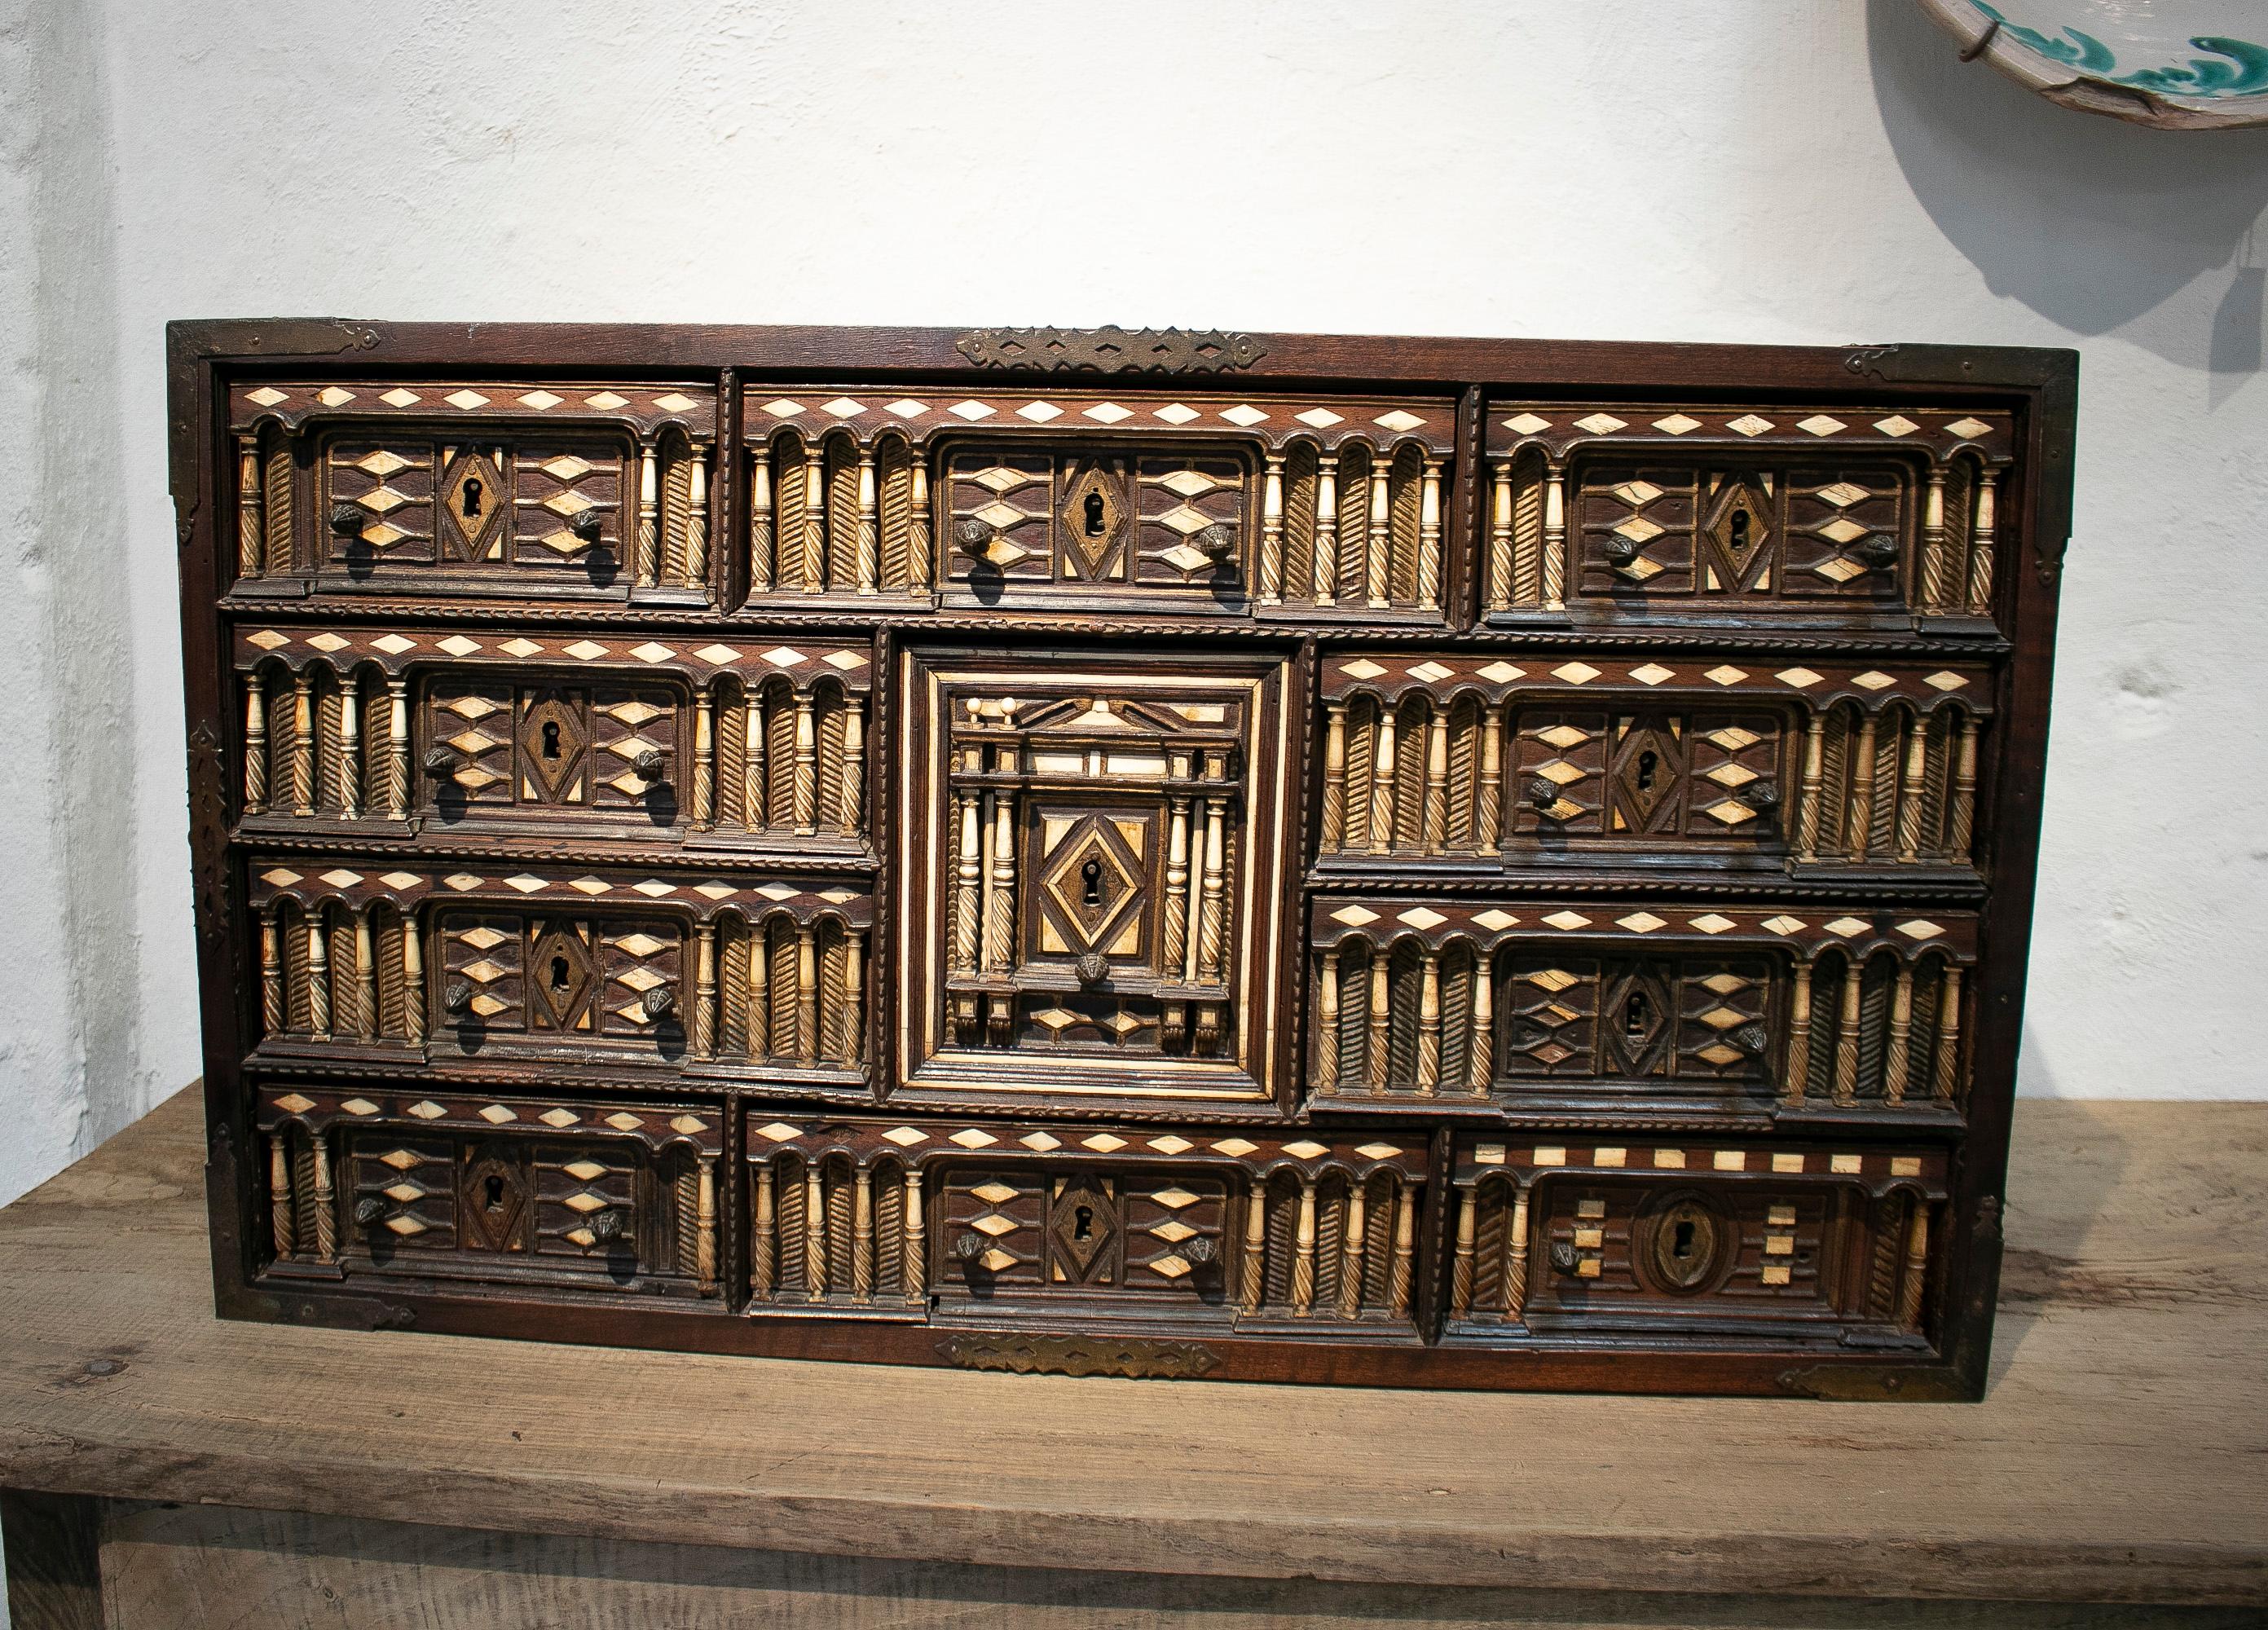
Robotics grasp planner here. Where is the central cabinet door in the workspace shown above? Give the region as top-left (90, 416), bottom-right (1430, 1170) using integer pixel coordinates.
top-left (897, 647), bottom-right (1293, 1105)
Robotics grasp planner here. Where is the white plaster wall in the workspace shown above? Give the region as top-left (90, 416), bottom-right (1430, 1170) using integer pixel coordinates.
top-left (2, 0), bottom-right (2264, 1212)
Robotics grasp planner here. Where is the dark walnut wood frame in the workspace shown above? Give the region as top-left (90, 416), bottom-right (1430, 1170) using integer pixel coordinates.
top-left (170, 320), bottom-right (2075, 1397)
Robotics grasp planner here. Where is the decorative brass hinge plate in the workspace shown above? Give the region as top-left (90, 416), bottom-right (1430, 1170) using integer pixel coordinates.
top-left (955, 326), bottom-right (1267, 374)
top-left (940, 1333), bottom-right (1222, 1379)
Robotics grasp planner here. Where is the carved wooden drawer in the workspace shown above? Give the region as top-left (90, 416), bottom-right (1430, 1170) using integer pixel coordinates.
top-left (253, 1084), bottom-right (724, 1298)
top-left (246, 859), bottom-right (871, 1087)
top-left (230, 380), bottom-right (718, 602)
top-left (895, 646), bottom-right (1293, 1108)
top-left (1482, 405), bottom-right (2013, 630)
top-left (1318, 652), bottom-right (1991, 874)
top-left (232, 622), bottom-right (872, 852)
top-left (742, 1116), bottom-right (1426, 1337)
top-left (1309, 898), bottom-right (1976, 1122)
top-left (1444, 1135), bottom-right (1948, 1347)
top-left (742, 387), bottom-right (1456, 621)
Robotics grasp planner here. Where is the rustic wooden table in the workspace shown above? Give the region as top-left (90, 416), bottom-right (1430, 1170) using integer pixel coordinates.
top-left (0, 1087), bottom-right (2260, 1629)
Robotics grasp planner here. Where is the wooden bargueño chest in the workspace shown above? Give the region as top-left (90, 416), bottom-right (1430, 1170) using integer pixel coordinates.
top-left (170, 323), bottom-right (2073, 1396)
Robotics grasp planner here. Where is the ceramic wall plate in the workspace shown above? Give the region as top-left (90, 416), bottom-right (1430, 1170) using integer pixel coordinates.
top-left (1919, 0), bottom-right (2268, 128)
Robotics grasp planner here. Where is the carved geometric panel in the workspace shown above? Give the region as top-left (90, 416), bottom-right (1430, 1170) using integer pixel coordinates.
top-left (940, 1170), bottom-right (1046, 1284)
top-left (348, 1133), bottom-right (455, 1250)
top-left (427, 680), bottom-right (514, 806)
top-left (1783, 467), bottom-right (1905, 597)
top-left (325, 439), bottom-right (437, 564)
top-left (517, 685), bottom-right (591, 805)
top-left (531, 1140), bottom-right (640, 1257)
top-left (436, 446), bottom-right (509, 563)
top-left (589, 686), bottom-right (679, 810)
top-left (442, 915), bottom-right (525, 1029)
top-left (460, 1144), bottom-right (531, 1252)
top-left (600, 919), bottom-right (683, 1035)
top-left (512, 438), bottom-right (625, 574)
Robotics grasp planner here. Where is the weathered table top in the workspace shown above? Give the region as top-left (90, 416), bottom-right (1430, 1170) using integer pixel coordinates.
top-left (1, 1088), bottom-right (2261, 1607)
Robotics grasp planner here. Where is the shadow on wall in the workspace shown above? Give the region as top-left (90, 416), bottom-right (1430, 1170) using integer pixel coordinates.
top-left (1867, 0), bottom-right (2267, 391)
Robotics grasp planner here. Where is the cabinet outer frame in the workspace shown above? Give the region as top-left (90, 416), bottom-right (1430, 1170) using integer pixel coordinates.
top-left (170, 321), bottom-right (2075, 1398)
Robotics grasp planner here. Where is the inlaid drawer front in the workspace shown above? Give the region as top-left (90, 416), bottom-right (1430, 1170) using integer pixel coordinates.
top-left (1309, 900), bottom-right (1976, 1117)
top-left (1482, 405), bottom-right (2013, 625)
top-left (232, 623), bottom-right (872, 851)
top-left (943, 443), bottom-right (1253, 611)
top-left (253, 1086), bottom-right (724, 1297)
top-left (742, 1117), bottom-right (1425, 1333)
top-left (1445, 1137), bottom-right (1947, 1343)
top-left (742, 388), bottom-right (1455, 620)
top-left (1318, 653), bottom-right (1990, 871)
top-left (229, 381), bottom-right (716, 600)
top-left (246, 861), bottom-right (871, 1085)
top-left (897, 649), bottom-right (1292, 1106)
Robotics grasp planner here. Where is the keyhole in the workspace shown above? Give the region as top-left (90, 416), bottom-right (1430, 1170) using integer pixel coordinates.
top-left (1729, 509), bottom-right (1750, 550)
top-left (483, 1174), bottom-right (504, 1210)
top-left (1081, 856), bottom-right (1103, 907)
top-left (1073, 1205), bottom-right (1094, 1241)
top-left (1624, 990), bottom-right (1649, 1037)
top-left (1083, 491), bottom-right (1106, 537)
top-left (461, 477), bottom-right (483, 519)
top-left (541, 720), bottom-right (561, 760)
top-left (1671, 1219), bottom-right (1696, 1260)
top-left (550, 955), bottom-right (570, 991)
top-left (1636, 749), bottom-right (1657, 791)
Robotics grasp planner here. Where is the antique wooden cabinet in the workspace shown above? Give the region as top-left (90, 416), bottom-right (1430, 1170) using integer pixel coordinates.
top-left (171, 322), bottom-right (2074, 1396)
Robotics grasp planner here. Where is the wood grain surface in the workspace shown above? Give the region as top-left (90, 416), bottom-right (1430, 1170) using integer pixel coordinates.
top-left (3, 1086), bottom-right (2262, 1609)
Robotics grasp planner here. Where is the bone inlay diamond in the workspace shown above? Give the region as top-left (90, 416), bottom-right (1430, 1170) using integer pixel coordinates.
top-left (1574, 413), bottom-right (1627, 434)
top-left (1503, 412), bottom-right (1552, 435)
